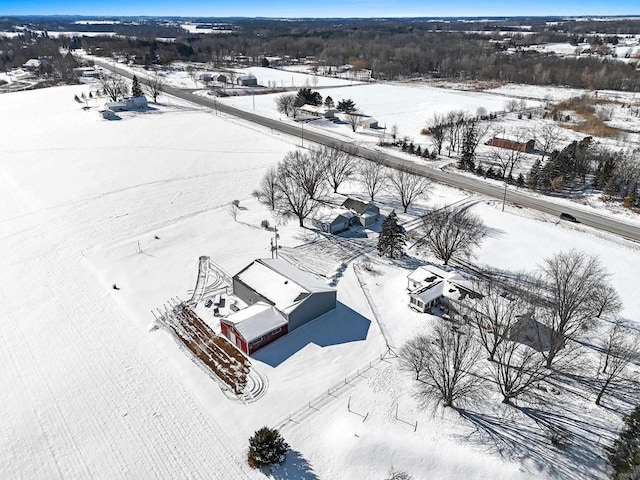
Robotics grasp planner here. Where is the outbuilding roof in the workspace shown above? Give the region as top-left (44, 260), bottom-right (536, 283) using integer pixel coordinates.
top-left (222, 302), bottom-right (287, 343)
top-left (235, 258), bottom-right (333, 314)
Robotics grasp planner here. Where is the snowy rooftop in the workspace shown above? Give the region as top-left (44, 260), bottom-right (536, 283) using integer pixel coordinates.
top-left (235, 258), bottom-right (334, 313)
top-left (407, 265), bottom-right (450, 284)
top-left (314, 206), bottom-right (354, 224)
top-left (222, 302), bottom-right (287, 342)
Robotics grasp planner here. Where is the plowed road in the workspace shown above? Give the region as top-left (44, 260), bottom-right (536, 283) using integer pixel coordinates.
top-left (96, 59), bottom-right (640, 242)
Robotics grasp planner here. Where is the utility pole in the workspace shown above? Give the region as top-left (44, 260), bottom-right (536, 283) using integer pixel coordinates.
top-left (301, 122), bottom-right (304, 148)
top-left (274, 226), bottom-right (279, 259)
top-left (502, 183), bottom-right (507, 212)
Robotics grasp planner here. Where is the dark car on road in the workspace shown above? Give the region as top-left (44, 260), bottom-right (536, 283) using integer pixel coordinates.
top-left (560, 212), bottom-right (579, 223)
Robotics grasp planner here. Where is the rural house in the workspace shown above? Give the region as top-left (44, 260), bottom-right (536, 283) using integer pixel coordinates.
top-left (312, 207), bottom-right (356, 234)
top-left (342, 198), bottom-right (380, 228)
top-left (407, 265), bottom-right (478, 313)
top-left (236, 73), bottom-right (258, 86)
top-left (488, 135), bottom-right (535, 153)
top-left (359, 117), bottom-right (379, 129)
top-left (105, 95), bottom-right (148, 112)
top-left (221, 258), bottom-right (336, 354)
top-left (298, 104), bottom-right (339, 119)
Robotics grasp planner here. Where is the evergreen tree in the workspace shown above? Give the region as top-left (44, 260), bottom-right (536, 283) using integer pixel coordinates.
top-left (337, 98), bottom-right (356, 113)
top-left (294, 87), bottom-right (322, 107)
top-left (377, 211), bottom-right (406, 259)
top-left (324, 96), bottom-right (334, 108)
top-left (132, 75), bottom-right (143, 97)
top-left (609, 405), bottom-right (640, 479)
top-left (516, 173), bottom-right (525, 187)
top-left (247, 427), bottom-right (289, 469)
top-left (415, 145), bottom-right (422, 156)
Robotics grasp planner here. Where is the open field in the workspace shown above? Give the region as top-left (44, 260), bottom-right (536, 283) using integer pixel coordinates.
top-left (1, 82), bottom-right (640, 479)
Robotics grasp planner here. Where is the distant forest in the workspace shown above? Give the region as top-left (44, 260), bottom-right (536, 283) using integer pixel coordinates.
top-left (2, 17), bottom-right (640, 91)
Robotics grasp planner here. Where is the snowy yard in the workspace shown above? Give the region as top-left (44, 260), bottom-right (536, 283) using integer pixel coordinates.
top-left (2, 81), bottom-right (640, 480)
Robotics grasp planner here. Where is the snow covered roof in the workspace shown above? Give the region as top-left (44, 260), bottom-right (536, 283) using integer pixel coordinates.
top-left (314, 207), bottom-right (354, 224)
top-left (410, 281), bottom-right (445, 305)
top-left (407, 265), bottom-right (449, 284)
top-left (23, 59), bottom-right (41, 68)
top-left (235, 259), bottom-right (333, 314)
top-left (222, 302), bottom-right (287, 343)
top-left (342, 198), bottom-right (378, 215)
top-left (237, 74), bottom-right (256, 80)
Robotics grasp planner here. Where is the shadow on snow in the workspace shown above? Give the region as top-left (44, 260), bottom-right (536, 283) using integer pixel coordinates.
top-left (252, 302), bottom-right (371, 367)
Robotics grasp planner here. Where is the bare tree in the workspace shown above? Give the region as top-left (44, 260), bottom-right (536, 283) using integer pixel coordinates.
top-left (536, 123), bottom-right (563, 162)
top-left (492, 340), bottom-right (551, 404)
top-left (400, 323), bottom-right (481, 408)
top-left (275, 94), bottom-right (298, 118)
top-left (273, 153), bottom-right (320, 227)
top-left (186, 65), bottom-right (199, 87)
top-left (281, 149), bottom-right (327, 200)
top-left (490, 128), bottom-right (530, 179)
top-left (595, 320), bottom-right (638, 406)
top-left (445, 110), bottom-right (466, 156)
top-left (428, 114), bottom-right (446, 156)
top-left (388, 170), bottom-right (430, 213)
top-left (323, 145), bottom-right (355, 193)
top-left (398, 333), bottom-right (431, 381)
top-left (346, 111), bottom-right (361, 132)
top-left (100, 73), bottom-right (126, 102)
top-left (227, 202), bottom-right (239, 221)
top-left (358, 159), bottom-right (387, 202)
top-left (459, 277), bottom-right (529, 362)
top-left (591, 283), bottom-right (623, 320)
top-left (252, 166), bottom-right (281, 210)
top-left (421, 206), bottom-right (488, 265)
top-left (534, 250), bottom-right (621, 369)
top-left (145, 71), bottom-right (165, 103)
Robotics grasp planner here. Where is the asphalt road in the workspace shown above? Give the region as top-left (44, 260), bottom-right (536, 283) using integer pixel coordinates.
top-left (95, 59), bottom-right (640, 242)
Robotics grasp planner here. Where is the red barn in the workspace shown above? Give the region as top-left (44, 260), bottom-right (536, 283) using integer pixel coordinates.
top-left (220, 303), bottom-right (288, 355)
top-left (489, 136), bottom-right (535, 153)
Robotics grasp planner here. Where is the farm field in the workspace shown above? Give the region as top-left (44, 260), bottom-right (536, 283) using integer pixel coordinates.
top-left (1, 81), bottom-right (639, 479)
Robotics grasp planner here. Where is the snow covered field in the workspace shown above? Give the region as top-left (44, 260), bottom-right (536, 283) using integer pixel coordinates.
top-left (2, 82), bottom-right (640, 479)
top-left (220, 82), bottom-right (538, 143)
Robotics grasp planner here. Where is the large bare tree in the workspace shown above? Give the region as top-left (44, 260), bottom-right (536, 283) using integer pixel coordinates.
top-left (595, 320), bottom-right (638, 406)
top-left (388, 170), bottom-right (430, 213)
top-left (400, 322), bottom-right (481, 408)
top-left (492, 340), bottom-right (551, 404)
top-left (285, 149), bottom-right (327, 200)
top-left (274, 159), bottom-right (318, 227)
top-left (100, 73), bottom-right (126, 102)
top-left (534, 250), bottom-right (621, 369)
top-left (536, 123), bottom-right (563, 162)
top-left (427, 113), bottom-right (446, 156)
top-left (421, 205), bottom-right (487, 265)
top-left (323, 145), bottom-right (355, 193)
top-left (346, 111), bottom-right (361, 132)
top-left (275, 94), bottom-right (298, 118)
top-left (459, 277), bottom-right (529, 362)
top-left (490, 128), bottom-right (531, 179)
top-left (252, 166), bottom-right (281, 211)
top-left (357, 159), bottom-right (386, 202)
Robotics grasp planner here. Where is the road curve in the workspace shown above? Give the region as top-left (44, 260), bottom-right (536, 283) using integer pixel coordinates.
top-left (94, 59), bottom-right (640, 242)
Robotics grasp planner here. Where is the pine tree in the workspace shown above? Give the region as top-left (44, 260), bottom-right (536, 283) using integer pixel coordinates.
top-left (527, 159), bottom-right (541, 190)
top-left (377, 211), bottom-right (406, 259)
top-left (131, 75), bottom-right (143, 97)
top-left (247, 427), bottom-right (289, 469)
top-left (324, 96), bottom-right (334, 108)
top-left (516, 173), bottom-right (525, 187)
top-left (609, 405), bottom-right (640, 479)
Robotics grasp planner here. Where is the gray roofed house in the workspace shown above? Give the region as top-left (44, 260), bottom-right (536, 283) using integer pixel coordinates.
top-left (236, 73), bottom-right (257, 86)
top-left (232, 258), bottom-right (336, 332)
top-left (407, 265), bottom-right (479, 313)
top-left (312, 207), bottom-right (356, 234)
top-left (342, 198), bottom-right (380, 228)
top-left (105, 95), bottom-right (148, 112)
